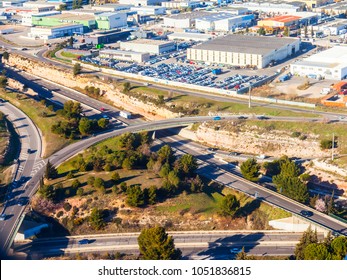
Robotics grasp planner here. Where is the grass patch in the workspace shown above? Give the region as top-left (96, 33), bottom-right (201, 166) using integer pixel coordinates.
top-left (244, 120), bottom-right (347, 153)
top-left (60, 51), bottom-right (80, 59)
top-left (0, 90), bottom-right (72, 157)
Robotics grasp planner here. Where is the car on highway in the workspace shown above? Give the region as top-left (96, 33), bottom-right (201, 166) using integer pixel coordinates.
top-left (300, 210), bottom-right (313, 217)
top-left (78, 239), bottom-right (89, 245)
top-left (213, 116), bottom-right (221, 121)
top-left (17, 197), bottom-right (28, 206)
top-left (27, 148), bottom-right (31, 154)
top-left (230, 248), bottom-right (242, 254)
top-left (0, 98), bottom-right (5, 103)
top-left (257, 115), bottom-right (269, 120)
top-left (238, 116), bottom-right (247, 119)
top-left (207, 148), bottom-right (217, 152)
top-left (229, 152), bottom-right (238, 156)
top-left (0, 213), bottom-right (6, 221)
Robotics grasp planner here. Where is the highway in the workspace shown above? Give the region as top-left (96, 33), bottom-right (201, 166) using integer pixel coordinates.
top-left (1, 48), bottom-right (347, 259)
top-left (0, 100), bottom-right (43, 256)
top-left (13, 231), bottom-right (313, 259)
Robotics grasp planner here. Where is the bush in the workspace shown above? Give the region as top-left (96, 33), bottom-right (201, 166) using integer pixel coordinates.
top-left (87, 176), bottom-right (95, 186)
top-left (76, 188), bottom-right (84, 196)
top-left (66, 171), bottom-right (74, 179)
top-left (71, 179), bottom-right (81, 189)
top-left (57, 210), bottom-right (64, 218)
top-left (291, 131), bottom-right (301, 138)
top-left (299, 135), bottom-right (307, 141)
top-left (63, 202), bottom-right (72, 212)
top-left (320, 139), bottom-right (333, 149)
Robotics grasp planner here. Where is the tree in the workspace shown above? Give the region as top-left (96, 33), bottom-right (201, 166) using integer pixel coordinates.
top-left (304, 24), bottom-right (308, 37)
top-left (157, 145), bottom-right (176, 166)
top-left (257, 27), bottom-right (266, 36)
top-left (295, 226), bottom-right (318, 260)
top-left (89, 208), bottom-right (105, 230)
top-left (148, 186), bottom-right (157, 205)
top-left (273, 175), bottom-right (308, 203)
top-left (326, 192), bottom-right (335, 214)
top-left (73, 63), bottom-right (81, 77)
top-left (315, 198), bottom-right (327, 212)
top-left (87, 176), bottom-right (95, 186)
top-left (38, 184), bottom-right (55, 201)
top-left (94, 177), bottom-right (105, 189)
top-left (2, 51), bottom-right (9, 60)
top-left (330, 236), bottom-right (347, 259)
top-left (240, 158), bottom-right (260, 182)
top-left (98, 118), bottom-right (109, 129)
top-left (123, 82), bottom-right (131, 93)
top-left (245, 26), bottom-right (249, 33)
top-left (111, 171), bottom-right (120, 183)
top-left (71, 179), bottom-right (81, 189)
top-left (126, 185), bottom-right (145, 207)
top-left (0, 76), bottom-right (8, 88)
top-left (69, 36), bottom-right (74, 47)
top-left (178, 154), bottom-right (198, 176)
top-left (320, 139), bottom-right (333, 149)
top-left (76, 188), bottom-right (84, 196)
top-left (219, 194), bottom-right (240, 217)
top-left (137, 226), bottom-right (182, 260)
top-left (79, 118), bottom-right (92, 135)
top-left (303, 243), bottom-right (331, 260)
top-left (45, 160), bottom-right (57, 180)
top-left (283, 26), bottom-right (290, 37)
top-left (310, 26), bottom-right (314, 37)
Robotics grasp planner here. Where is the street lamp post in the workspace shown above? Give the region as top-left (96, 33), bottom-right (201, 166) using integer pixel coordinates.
top-left (248, 83), bottom-right (252, 108)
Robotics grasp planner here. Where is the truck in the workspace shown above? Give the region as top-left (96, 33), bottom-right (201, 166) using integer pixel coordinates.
top-left (279, 74), bottom-right (290, 82)
top-left (119, 110), bottom-right (132, 119)
top-left (212, 68), bottom-right (221, 75)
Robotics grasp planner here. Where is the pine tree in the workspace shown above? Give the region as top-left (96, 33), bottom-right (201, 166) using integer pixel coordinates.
top-left (295, 226), bottom-right (318, 260)
top-left (45, 160), bottom-right (57, 180)
top-left (240, 158), bottom-right (260, 182)
top-left (138, 226), bottom-right (182, 260)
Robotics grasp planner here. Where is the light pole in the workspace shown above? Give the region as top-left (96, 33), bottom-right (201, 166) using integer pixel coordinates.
top-left (332, 133), bottom-right (335, 161)
top-left (248, 83), bottom-right (252, 108)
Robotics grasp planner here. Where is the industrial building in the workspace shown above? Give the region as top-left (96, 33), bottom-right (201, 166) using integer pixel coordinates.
top-left (99, 49), bottom-right (150, 63)
top-left (118, 0), bottom-right (166, 6)
top-left (32, 13), bottom-right (97, 32)
top-left (195, 13), bottom-right (254, 32)
top-left (258, 15), bottom-right (301, 29)
top-left (28, 24), bottom-right (84, 39)
top-left (130, 6), bottom-right (166, 16)
top-left (94, 12), bottom-right (127, 30)
top-left (0, 0), bottom-right (27, 7)
top-left (161, 0), bottom-right (200, 9)
top-left (46, 0), bottom-right (89, 10)
top-left (163, 11), bottom-right (212, 29)
top-left (89, 4), bottom-right (132, 12)
top-left (120, 39), bottom-right (175, 54)
top-left (232, 2), bottom-right (301, 14)
top-left (187, 34), bottom-right (300, 69)
top-left (290, 46), bottom-right (347, 80)
top-left (84, 29), bottom-right (130, 45)
top-left (167, 32), bottom-right (212, 42)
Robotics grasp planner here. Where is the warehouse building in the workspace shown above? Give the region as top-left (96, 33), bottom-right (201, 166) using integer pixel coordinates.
top-left (119, 0), bottom-right (166, 6)
top-left (161, 0), bottom-right (200, 9)
top-left (167, 32), bottom-right (212, 42)
top-left (84, 29), bottom-right (130, 45)
top-left (290, 46), bottom-right (347, 80)
top-left (232, 2), bottom-right (301, 14)
top-left (32, 13), bottom-right (96, 32)
top-left (28, 24), bottom-right (84, 39)
top-left (196, 13), bottom-right (254, 32)
top-left (187, 35), bottom-right (300, 69)
top-left (95, 12), bottom-right (127, 30)
top-left (99, 49), bottom-right (150, 63)
top-left (89, 4), bottom-right (132, 12)
top-left (163, 11), bottom-right (212, 29)
top-left (130, 6), bottom-right (166, 16)
top-left (120, 39), bottom-right (175, 54)
top-left (258, 15), bottom-right (301, 29)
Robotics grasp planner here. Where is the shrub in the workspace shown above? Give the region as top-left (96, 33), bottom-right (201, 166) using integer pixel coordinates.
top-left (66, 171), bottom-right (74, 179)
top-left (63, 202), bottom-right (72, 212)
top-left (292, 131), bottom-right (301, 138)
top-left (71, 179), bottom-right (81, 189)
top-left (320, 139), bottom-right (333, 149)
top-left (299, 135), bottom-right (307, 141)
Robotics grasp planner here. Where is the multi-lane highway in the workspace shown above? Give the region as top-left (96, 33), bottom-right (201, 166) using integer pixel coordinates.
top-left (14, 231), bottom-right (317, 259)
top-left (0, 100), bottom-right (43, 255)
top-left (1, 48), bottom-right (347, 259)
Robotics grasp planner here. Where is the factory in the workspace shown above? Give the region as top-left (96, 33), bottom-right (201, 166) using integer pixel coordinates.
top-left (290, 46), bottom-right (347, 80)
top-left (167, 32), bottom-right (213, 42)
top-left (130, 6), bottom-right (166, 16)
top-left (163, 11), bottom-right (212, 29)
top-left (94, 12), bottom-right (127, 30)
top-left (120, 39), bottom-right (175, 54)
top-left (232, 2), bottom-right (301, 14)
top-left (99, 49), bottom-right (150, 63)
top-left (195, 13), bottom-right (254, 32)
top-left (258, 15), bottom-right (301, 29)
top-left (161, 0), bottom-right (200, 9)
top-left (84, 29), bottom-right (130, 45)
top-left (28, 24), bottom-right (84, 39)
top-left (118, 0), bottom-right (166, 6)
top-left (187, 34), bottom-right (300, 69)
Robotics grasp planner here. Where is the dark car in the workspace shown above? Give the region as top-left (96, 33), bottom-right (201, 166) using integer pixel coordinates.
top-left (257, 115), bottom-right (269, 120)
top-left (238, 116), bottom-right (248, 119)
top-left (27, 148), bottom-right (31, 154)
top-left (0, 213), bottom-right (6, 221)
top-left (300, 210), bottom-right (313, 217)
top-left (78, 239), bottom-right (89, 245)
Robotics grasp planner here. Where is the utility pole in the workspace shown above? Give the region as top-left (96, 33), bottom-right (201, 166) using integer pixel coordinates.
top-left (332, 133), bottom-right (335, 160)
top-left (248, 83), bottom-right (252, 108)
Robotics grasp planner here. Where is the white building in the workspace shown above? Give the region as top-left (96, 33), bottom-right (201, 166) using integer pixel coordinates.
top-left (163, 11), bottom-right (212, 29)
top-left (161, 0), bottom-right (200, 9)
top-left (28, 24), bottom-right (84, 39)
top-left (130, 6), bottom-right (166, 16)
top-left (167, 32), bottom-right (212, 41)
top-left (0, 0), bottom-right (27, 7)
top-left (0, 26), bottom-right (13, 34)
top-left (195, 13), bottom-right (254, 32)
top-left (89, 4), bottom-right (132, 12)
top-left (187, 34), bottom-right (300, 69)
top-left (290, 46), bottom-right (347, 80)
top-left (118, 0), bottom-right (166, 6)
top-left (95, 12), bottom-right (127, 30)
top-left (120, 38), bottom-right (175, 54)
top-left (99, 49), bottom-right (150, 63)
top-left (232, 2), bottom-right (300, 14)
top-left (20, 10), bottom-right (59, 26)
